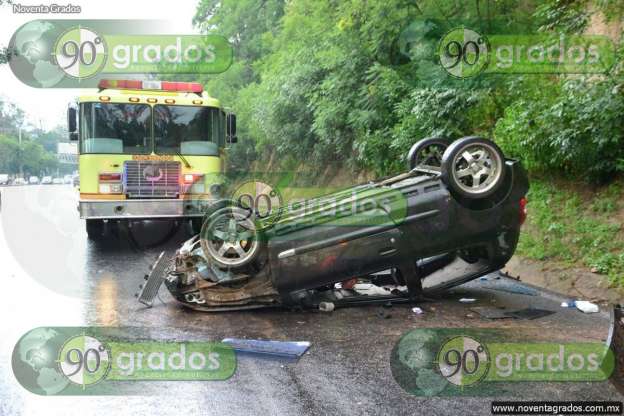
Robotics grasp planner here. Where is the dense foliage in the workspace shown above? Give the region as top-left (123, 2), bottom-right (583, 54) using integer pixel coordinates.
top-left (194, 0), bottom-right (623, 182)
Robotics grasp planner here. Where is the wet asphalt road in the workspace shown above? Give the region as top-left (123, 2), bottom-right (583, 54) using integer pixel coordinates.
top-left (0, 185), bottom-right (621, 416)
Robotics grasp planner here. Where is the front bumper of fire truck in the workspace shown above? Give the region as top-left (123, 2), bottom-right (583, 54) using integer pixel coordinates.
top-left (78, 197), bottom-right (217, 219)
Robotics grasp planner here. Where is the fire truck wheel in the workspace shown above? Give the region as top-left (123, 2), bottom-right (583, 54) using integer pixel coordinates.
top-left (86, 219), bottom-right (104, 240)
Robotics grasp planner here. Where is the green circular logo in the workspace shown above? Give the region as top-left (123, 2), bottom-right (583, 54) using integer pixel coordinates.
top-left (438, 27), bottom-right (489, 78)
top-left (230, 179), bottom-right (283, 230)
top-left (53, 26), bottom-right (107, 79)
top-left (57, 334), bottom-right (111, 388)
top-left (436, 335), bottom-right (490, 387)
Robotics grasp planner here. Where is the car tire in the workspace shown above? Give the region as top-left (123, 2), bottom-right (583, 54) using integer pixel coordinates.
top-left (200, 200), bottom-right (262, 270)
top-left (441, 136), bottom-right (506, 199)
top-left (86, 219), bottom-right (104, 240)
top-left (407, 137), bottom-right (450, 171)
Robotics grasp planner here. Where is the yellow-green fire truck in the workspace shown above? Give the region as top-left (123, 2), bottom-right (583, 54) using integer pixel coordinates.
top-left (67, 79), bottom-right (236, 239)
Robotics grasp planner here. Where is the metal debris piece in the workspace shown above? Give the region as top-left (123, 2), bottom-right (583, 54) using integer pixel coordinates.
top-left (480, 279), bottom-right (538, 296)
top-left (222, 338), bottom-right (310, 359)
top-left (503, 308), bottom-right (554, 320)
top-left (319, 301), bottom-right (335, 312)
top-left (137, 251), bottom-right (169, 307)
top-left (470, 306), bottom-right (510, 319)
top-left (459, 298), bottom-right (477, 303)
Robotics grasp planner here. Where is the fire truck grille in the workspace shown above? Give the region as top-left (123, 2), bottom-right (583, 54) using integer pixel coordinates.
top-left (124, 160), bottom-right (180, 198)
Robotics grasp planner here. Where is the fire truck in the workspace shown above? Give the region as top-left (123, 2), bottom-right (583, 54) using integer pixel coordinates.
top-left (67, 79), bottom-right (236, 239)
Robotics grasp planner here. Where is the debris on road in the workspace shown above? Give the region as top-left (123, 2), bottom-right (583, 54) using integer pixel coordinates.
top-left (459, 298), bottom-right (477, 303)
top-left (411, 307), bottom-right (423, 315)
top-left (561, 300), bottom-right (600, 313)
top-left (504, 307), bottom-right (554, 320)
top-left (377, 303), bottom-right (392, 319)
top-left (470, 306), bottom-right (510, 319)
top-left (469, 306), bottom-right (555, 320)
top-left (575, 300), bottom-right (600, 313)
top-left (319, 302), bottom-right (335, 312)
top-left (222, 338), bottom-right (311, 359)
top-left (479, 279), bottom-right (538, 296)
top-left (136, 251), bottom-right (169, 307)
top-left (353, 283), bottom-right (391, 296)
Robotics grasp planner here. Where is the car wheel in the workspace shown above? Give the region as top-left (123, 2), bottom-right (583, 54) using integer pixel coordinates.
top-left (200, 203), bottom-right (262, 269)
top-left (407, 137), bottom-right (450, 171)
top-left (86, 219), bottom-right (104, 240)
top-left (441, 136), bottom-right (506, 199)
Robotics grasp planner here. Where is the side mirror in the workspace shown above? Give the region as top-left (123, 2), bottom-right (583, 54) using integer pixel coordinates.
top-left (67, 105), bottom-right (78, 141)
top-left (226, 113), bottom-right (237, 143)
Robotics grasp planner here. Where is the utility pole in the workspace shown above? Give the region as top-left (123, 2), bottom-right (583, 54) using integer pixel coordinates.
top-left (18, 127), bottom-right (23, 179)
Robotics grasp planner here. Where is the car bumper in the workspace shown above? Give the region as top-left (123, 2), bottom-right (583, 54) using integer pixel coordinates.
top-left (79, 198), bottom-right (216, 219)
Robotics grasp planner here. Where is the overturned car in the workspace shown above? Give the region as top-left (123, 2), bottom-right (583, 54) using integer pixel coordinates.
top-left (139, 137), bottom-right (529, 311)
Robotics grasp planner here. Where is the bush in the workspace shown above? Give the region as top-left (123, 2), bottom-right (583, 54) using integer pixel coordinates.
top-left (494, 77), bottom-right (624, 182)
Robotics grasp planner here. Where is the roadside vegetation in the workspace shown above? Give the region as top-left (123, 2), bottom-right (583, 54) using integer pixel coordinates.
top-left (519, 179), bottom-right (624, 286)
top-left (191, 0), bottom-right (624, 288)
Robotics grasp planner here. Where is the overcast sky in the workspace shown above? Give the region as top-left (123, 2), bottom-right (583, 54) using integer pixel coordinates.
top-left (0, 0), bottom-right (201, 130)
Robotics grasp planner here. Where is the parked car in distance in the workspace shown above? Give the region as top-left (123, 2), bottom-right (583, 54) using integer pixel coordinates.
top-left (13, 178), bottom-right (27, 186)
top-left (41, 176), bottom-right (53, 185)
top-left (28, 176), bottom-right (40, 185)
top-left (53, 178), bottom-right (64, 184)
top-left (0, 174), bottom-right (9, 185)
top-left (64, 175), bottom-right (73, 184)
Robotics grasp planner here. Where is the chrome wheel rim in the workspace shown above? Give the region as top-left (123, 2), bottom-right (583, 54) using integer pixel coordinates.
top-left (202, 207), bottom-right (259, 267)
top-left (451, 143), bottom-right (502, 195)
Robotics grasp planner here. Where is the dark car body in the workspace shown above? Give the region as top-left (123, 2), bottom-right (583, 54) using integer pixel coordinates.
top-left (269, 160), bottom-right (527, 294)
top-left (150, 155), bottom-right (528, 311)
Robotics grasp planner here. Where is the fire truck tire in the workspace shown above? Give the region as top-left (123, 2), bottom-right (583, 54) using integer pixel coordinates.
top-left (86, 219), bottom-right (104, 240)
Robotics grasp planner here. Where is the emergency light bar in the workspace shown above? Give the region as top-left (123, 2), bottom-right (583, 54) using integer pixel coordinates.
top-left (98, 79), bottom-right (203, 93)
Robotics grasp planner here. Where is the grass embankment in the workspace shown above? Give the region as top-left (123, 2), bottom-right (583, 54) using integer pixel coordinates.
top-left (517, 178), bottom-right (624, 287)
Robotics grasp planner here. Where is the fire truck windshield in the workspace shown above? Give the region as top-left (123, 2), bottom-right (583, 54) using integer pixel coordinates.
top-left (154, 105), bottom-right (224, 156)
top-left (80, 102), bottom-right (152, 155)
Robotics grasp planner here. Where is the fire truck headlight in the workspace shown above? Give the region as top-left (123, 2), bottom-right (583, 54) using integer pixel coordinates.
top-left (98, 183), bottom-right (122, 194)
